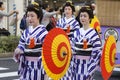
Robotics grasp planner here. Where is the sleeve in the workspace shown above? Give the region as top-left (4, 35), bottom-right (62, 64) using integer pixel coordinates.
top-left (56, 18), bottom-right (62, 27)
top-left (17, 31), bottom-right (26, 51)
top-left (40, 28), bottom-right (48, 43)
top-left (13, 31), bottom-right (26, 62)
top-left (45, 11), bottom-right (58, 17)
top-left (72, 29), bottom-right (80, 52)
top-left (73, 20), bottom-right (80, 29)
top-left (87, 31), bottom-right (102, 77)
top-left (0, 10), bottom-right (12, 17)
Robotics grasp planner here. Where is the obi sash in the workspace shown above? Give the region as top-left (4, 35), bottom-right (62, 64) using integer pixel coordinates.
top-left (74, 43), bottom-right (92, 56)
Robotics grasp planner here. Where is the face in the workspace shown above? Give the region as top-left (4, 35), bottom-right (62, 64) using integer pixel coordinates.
top-left (79, 12), bottom-right (90, 26)
top-left (26, 11), bottom-right (39, 27)
top-left (64, 6), bottom-right (72, 18)
top-left (0, 4), bottom-right (5, 10)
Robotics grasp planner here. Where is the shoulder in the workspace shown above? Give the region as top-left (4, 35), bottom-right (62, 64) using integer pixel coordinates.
top-left (90, 28), bottom-right (98, 34)
top-left (57, 17), bottom-right (64, 22)
top-left (87, 27), bottom-right (95, 32)
top-left (0, 10), bottom-right (3, 13)
top-left (38, 25), bottom-right (46, 29)
top-left (0, 10), bottom-right (6, 16)
top-left (39, 25), bottom-right (48, 32)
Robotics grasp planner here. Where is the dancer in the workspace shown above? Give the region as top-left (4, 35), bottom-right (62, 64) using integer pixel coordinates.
top-left (56, 1), bottom-right (80, 80)
top-left (73, 6), bottom-right (102, 80)
top-left (56, 1), bottom-right (80, 49)
top-left (13, 2), bottom-right (48, 80)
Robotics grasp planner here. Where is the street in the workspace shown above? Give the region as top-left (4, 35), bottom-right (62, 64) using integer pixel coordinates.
top-left (0, 58), bottom-right (19, 80)
top-left (0, 58), bottom-right (120, 80)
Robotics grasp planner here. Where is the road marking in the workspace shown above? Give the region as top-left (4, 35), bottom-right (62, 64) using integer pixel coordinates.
top-left (0, 67), bottom-right (9, 70)
top-left (0, 71), bottom-right (18, 78)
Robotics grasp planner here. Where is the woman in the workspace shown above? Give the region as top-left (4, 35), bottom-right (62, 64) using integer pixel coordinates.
top-left (56, 1), bottom-right (80, 52)
top-left (73, 6), bottom-right (102, 80)
top-left (13, 2), bottom-right (48, 80)
top-left (56, 1), bottom-right (80, 79)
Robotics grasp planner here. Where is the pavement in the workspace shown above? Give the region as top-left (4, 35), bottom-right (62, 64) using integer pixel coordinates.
top-left (0, 58), bottom-right (120, 80)
top-left (0, 58), bottom-right (19, 80)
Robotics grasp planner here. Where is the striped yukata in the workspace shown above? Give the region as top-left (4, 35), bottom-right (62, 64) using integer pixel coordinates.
top-left (56, 17), bottom-right (80, 80)
top-left (17, 25), bottom-right (48, 80)
top-left (73, 28), bottom-right (102, 80)
top-left (56, 17), bottom-right (80, 51)
top-left (56, 17), bottom-right (80, 37)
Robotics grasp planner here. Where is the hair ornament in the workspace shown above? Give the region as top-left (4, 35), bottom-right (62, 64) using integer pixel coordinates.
top-left (32, 2), bottom-right (39, 11)
top-left (85, 6), bottom-right (91, 10)
top-left (66, 0), bottom-right (73, 6)
top-left (32, 2), bottom-right (39, 6)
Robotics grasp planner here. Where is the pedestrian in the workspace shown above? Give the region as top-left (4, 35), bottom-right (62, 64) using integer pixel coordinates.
top-left (56, 1), bottom-right (80, 80)
top-left (13, 2), bottom-right (48, 80)
top-left (56, 1), bottom-right (80, 49)
top-left (0, 2), bottom-right (18, 29)
top-left (41, 3), bottom-right (60, 31)
top-left (0, 1), bottom-right (18, 35)
top-left (20, 13), bottom-right (27, 31)
top-left (73, 6), bottom-right (102, 80)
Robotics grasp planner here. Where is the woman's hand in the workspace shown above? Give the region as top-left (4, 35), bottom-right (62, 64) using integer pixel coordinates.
top-left (14, 10), bottom-right (19, 14)
top-left (13, 48), bottom-right (23, 62)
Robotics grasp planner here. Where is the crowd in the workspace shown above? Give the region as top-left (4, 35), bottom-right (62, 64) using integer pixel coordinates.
top-left (0, 0), bottom-right (102, 80)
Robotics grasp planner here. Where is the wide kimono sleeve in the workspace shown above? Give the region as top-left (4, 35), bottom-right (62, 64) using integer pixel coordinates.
top-left (17, 30), bottom-right (27, 51)
top-left (39, 27), bottom-right (48, 43)
top-left (87, 30), bottom-right (102, 77)
top-left (0, 10), bottom-right (12, 17)
top-left (72, 29), bottom-right (80, 52)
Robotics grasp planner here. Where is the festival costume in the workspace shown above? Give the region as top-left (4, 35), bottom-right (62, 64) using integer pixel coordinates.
top-left (17, 25), bottom-right (48, 80)
top-left (56, 17), bottom-right (80, 80)
top-left (73, 27), bottom-right (102, 80)
top-left (56, 17), bottom-right (80, 48)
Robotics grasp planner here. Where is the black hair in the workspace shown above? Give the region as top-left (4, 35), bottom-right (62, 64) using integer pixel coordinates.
top-left (76, 6), bottom-right (94, 26)
top-left (62, 1), bottom-right (75, 13)
top-left (76, 15), bottom-right (82, 28)
top-left (26, 2), bottom-right (43, 23)
top-left (0, 2), bottom-right (3, 7)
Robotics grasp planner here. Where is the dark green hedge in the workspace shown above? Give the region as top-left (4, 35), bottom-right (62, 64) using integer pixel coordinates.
top-left (0, 36), bottom-right (20, 53)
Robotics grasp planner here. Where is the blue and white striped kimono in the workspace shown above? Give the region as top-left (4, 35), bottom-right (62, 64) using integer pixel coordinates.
top-left (56, 17), bottom-right (80, 38)
top-left (73, 27), bottom-right (102, 80)
top-left (17, 25), bottom-right (48, 80)
top-left (56, 17), bottom-right (80, 80)
top-left (56, 17), bottom-right (80, 51)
